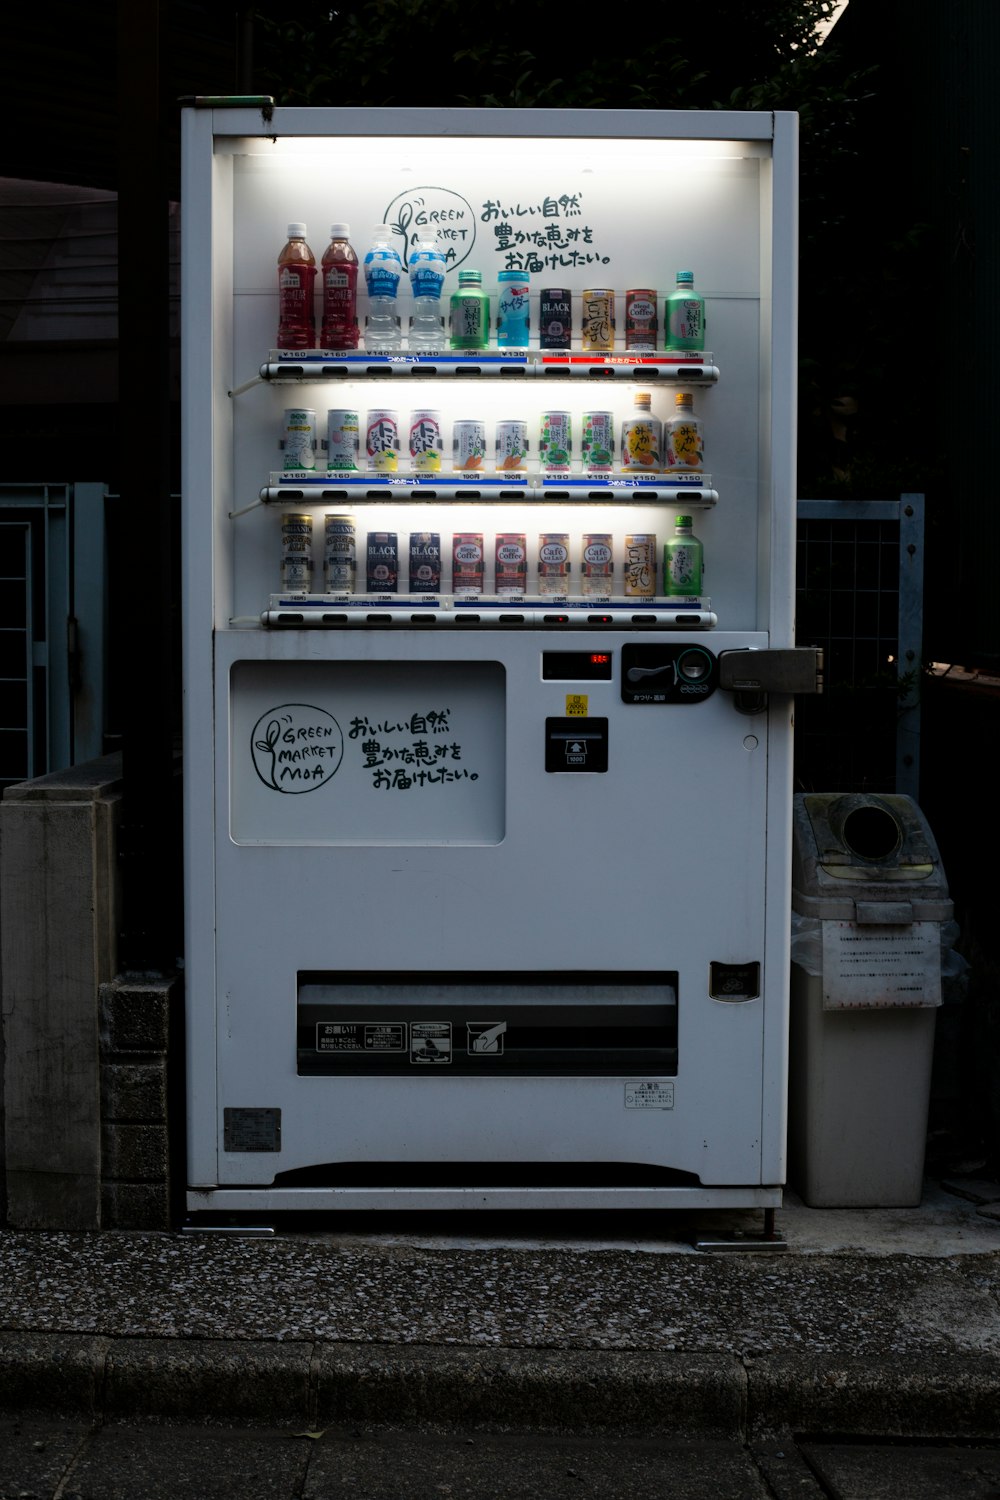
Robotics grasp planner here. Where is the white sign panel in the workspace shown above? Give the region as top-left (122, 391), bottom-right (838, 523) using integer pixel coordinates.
top-left (821, 921), bottom-right (941, 1010)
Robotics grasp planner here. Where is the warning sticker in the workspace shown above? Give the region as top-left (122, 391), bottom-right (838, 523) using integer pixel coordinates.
top-left (467, 1021), bottom-right (506, 1056)
top-left (625, 1081), bottom-right (675, 1110)
top-left (565, 694), bottom-right (589, 716)
top-left (317, 1022), bottom-right (406, 1053)
top-left (411, 1022), bottom-right (452, 1065)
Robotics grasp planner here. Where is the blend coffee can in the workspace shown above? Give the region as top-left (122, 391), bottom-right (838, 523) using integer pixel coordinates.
top-left (452, 533), bottom-right (485, 595)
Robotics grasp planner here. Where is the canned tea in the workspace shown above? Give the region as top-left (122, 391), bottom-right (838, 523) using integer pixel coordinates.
top-left (581, 411), bottom-right (615, 473)
top-left (453, 418), bottom-right (486, 471)
top-left (581, 533), bottom-right (614, 596)
top-left (495, 533), bottom-right (527, 596)
top-left (282, 409), bottom-right (317, 471)
top-left (539, 411), bottom-right (572, 473)
top-left (625, 289), bottom-right (658, 351)
top-left (539, 288), bottom-right (572, 350)
top-left (624, 533), bottom-right (657, 598)
top-left (537, 533), bottom-right (571, 596)
top-left (366, 531), bottom-right (398, 593)
top-left (495, 419), bottom-right (529, 472)
top-left (408, 531), bottom-right (441, 593)
top-left (452, 533), bottom-right (485, 595)
top-left (280, 512), bottom-right (313, 594)
top-left (325, 409), bottom-right (359, 472)
top-left (408, 409), bottom-right (443, 474)
top-left (581, 289), bottom-right (615, 352)
top-left (323, 513), bottom-right (356, 593)
top-left (365, 409), bottom-right (400, 473)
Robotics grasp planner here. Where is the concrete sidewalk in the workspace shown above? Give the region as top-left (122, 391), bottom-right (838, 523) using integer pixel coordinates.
top-left (0, 1183), bottom-right (998, 1441)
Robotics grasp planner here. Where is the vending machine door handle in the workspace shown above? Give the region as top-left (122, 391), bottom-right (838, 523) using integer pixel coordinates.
top-left (717, 647), bottom-right (824, 714)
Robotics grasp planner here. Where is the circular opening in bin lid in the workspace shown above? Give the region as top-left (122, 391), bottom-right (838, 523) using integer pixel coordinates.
top-left (841, 804), bottom-right (903, 862)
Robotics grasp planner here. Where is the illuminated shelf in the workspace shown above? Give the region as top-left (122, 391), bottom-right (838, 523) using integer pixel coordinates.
top-left (258, 473), bottom-right (718, 507)
top-left (259, 595), bottom-right (716, 630)
top-left (259, 350), bottom-right (719, 383)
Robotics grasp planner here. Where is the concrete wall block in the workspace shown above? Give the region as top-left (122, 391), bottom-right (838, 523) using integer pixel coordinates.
top-left (101, 1123), bottom-right (168, 1182)
top-left (101, 1060), bottom-right (168, 1122)
top-left (99, 978), bottom-right (174, 1054)
top-left (101, 1181), bottom-right (171, 1231)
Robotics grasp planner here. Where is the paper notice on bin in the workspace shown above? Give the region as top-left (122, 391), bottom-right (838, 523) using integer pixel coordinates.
top-left (821, 921), bottom-right (941, 1010)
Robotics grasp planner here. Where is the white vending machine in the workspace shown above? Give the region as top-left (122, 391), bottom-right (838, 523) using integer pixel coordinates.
top-left (181, 106), bottom-right (812, 1214)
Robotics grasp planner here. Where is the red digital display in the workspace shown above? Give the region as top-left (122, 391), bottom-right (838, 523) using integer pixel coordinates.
top-left (590, 653), bottom-right (611, 664)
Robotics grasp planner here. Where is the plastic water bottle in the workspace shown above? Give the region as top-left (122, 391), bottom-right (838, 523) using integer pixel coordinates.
top-left (320, 223), bottom-right (359, 350)
top-left (276, 223), bottom-right (316, 349)
top-left (407, 234), bottom-right (447, 351)
top-left (363, 226), bottom-right (403, 351)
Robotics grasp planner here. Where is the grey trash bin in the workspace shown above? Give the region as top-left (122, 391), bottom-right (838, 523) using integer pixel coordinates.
top-left (788, 792), bottom-right (956, 1208)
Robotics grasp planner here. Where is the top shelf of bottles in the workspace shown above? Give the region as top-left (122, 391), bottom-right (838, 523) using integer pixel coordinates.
top-left (260, 350), bottom-right (720, 383)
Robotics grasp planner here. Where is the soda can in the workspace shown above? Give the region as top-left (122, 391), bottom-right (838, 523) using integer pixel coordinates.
top-left (323, 513), bottom-right (356, 593)
top-left (581, 289), bottom-right (615, 352)
top-left (408, 409), bottom-right (443, 474)
top-left (452, 418), bottom-right (486, 471)
top-left (366, 531), bottom-right (398, 593)
top-left (581, 411), bottom-right (615, 473)
top-left (582, 533), bottom-right (614, 596)
top-left (282, 408), bottom-right (317, 471)
top-left (325, 409), bottom-right (359, 472)
top-left (452, 533), bottom-right (485, 595)
top-left (539, 288), bottom-right (572, 350)
top-left (280, 512), bottom-right (313, 594)
top-left (624, 533), bottom-right (657, 598)
top-left (539, 411), bottom-right (572, 473)
top-left (495, 418), bottom-right (529, 472)
top-left (495, 533), bottom-right (527, 596)
top-left (365, 409), bottom-right (400, 473)
top-left (625, 289), bottom-right (658, 351)
top-left (537, 533), bottom-right (571, 596)
top-left (408, 531), bottom-right (442, 593)
top-left (496, 270), bottom-right (531, 348)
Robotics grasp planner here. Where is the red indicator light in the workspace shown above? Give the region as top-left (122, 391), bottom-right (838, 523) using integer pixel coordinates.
top-left (590, 652), bottom-right (611, 663)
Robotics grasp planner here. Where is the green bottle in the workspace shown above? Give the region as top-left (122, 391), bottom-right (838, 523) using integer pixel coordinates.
top-left (663, 515), bottom-right (703, 597)
top-left (450, 269), bottom-right (490, 350)
top-left (664, 271), bottom-right (706, 352)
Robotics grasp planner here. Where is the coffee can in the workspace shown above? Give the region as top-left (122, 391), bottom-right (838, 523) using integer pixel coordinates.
top-left (453, 418), bottom-right (486, 472)
top-left (365, 409), bottom-right (400, 473)
top-left (581, 411), bottom-right (615, 473)
top-left (539, 288), bottom-right (572, 350)
top-left (625, 289), bottom-right (658, 351)
top-left (495, 419), bottom-right (529, 472)
top-left (408, 531), bottom-right (442, 593)
top-left (539, 411), bottom-right (572, 473)
top-left (537, 533), bottom-right (571, 596)
top-left (495, 533), bottom-right (527, 596)
top-left (280, 512), bottom-right (313, 594)
top-left (624, 533), bottom-right (657, 598)
top-left (581, 289), bottom-right (615, 352)
top-left (452, 533), bottom-right (485, 595)
top-left (581, 533), bottom-right (614, 596)
top-left (408, 409), bottom-right (443, 474)
top-left (366, 531), bottom-right (398, 592)
top-left (325, 409), bottom-right (360, 472)
top-left (282, 409), bottom-right (317, 471)
top-left (323, 513), bottom-right (356, 593)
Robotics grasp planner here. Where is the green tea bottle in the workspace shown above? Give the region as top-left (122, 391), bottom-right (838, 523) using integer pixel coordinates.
top-left (664, 271), bottom-right (706, 352)
top-left (449, 269), bottom-right (490, 350)
top-left (663, 515), bottom-right (703, 597)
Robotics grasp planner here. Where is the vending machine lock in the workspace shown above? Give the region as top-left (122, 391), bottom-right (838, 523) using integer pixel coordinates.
top-left (717, 647), bottom-right (824, 714)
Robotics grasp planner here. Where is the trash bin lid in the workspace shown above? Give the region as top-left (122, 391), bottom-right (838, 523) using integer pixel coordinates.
top-left (791, 793), bottom-right (952, 920)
